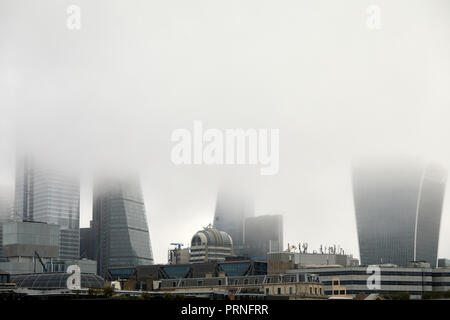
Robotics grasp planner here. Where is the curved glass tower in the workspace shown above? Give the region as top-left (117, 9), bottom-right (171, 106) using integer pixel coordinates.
top-left (352, 158), bottom-right (446, 267)
top-left (93, 175), bottom-right (153, 276)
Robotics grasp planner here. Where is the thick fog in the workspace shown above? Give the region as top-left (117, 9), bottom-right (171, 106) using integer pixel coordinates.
top-left (0, 0), bottom-right (449, 263)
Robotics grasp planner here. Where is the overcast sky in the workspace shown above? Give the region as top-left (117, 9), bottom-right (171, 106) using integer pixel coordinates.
top-left (1, 0), bottom-right (449, 263)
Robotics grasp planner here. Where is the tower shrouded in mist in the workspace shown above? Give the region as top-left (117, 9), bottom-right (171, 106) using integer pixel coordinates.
top-left (352, 158), bottom-right (447, 267)
top-left (93, 175), bottom-right (153, 276)
top-left (0, 185), bottom-right (14, 258)
top-left (0, 185), bottom-right (13, 220)
top-left (14, 156), bottom-right (80, 261)
top-left (213, 182), bottom-right (254, 254)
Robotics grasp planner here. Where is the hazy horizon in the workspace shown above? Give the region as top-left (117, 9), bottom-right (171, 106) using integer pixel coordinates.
top-left (1, 0), bottom-right (450, 264)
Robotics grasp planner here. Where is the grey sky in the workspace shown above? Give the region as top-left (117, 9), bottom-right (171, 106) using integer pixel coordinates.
top-left (1, 0), bottom-right (449, 263)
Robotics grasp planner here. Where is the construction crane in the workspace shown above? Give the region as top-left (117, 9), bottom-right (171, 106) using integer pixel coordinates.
top-left (170, 243), bottom-right (184, 250)
top-left (34, 251), bottom-right (47, 273)
top-left (168, 243), bottom-right (185, 264)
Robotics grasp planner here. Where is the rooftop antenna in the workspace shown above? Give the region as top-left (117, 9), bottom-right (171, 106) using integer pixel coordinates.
top-left (302, 243), bottom-right (308, 253)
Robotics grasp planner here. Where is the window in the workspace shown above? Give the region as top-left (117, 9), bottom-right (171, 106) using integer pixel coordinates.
top-left (309, 287), bottom-right (312, 294)
top-left (218, 280), bottom-right (222, 286)
top-left (197, 280), bottom-right (204, 286)
top-left (289, 287), bottom-right (293, 295)
top-left (244, 279), bottom-right (249, 285)
top-left (266, 288), bottom-right (270, 295)
top-left (314, 287), bottom-right (317, 295)
top-left (277, 288), bottom-right (281, 295)
top-left (172, 281), bottom-right (177, 287)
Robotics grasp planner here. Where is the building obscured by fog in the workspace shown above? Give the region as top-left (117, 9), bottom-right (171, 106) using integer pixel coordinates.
top-left (213, 183), bottom-right (254, 255)
top-left (0, 185), bottom-right (13, 220)
top-left (92, 175), bottom-right (154, 276)
top-left (14, 156), bottom-right (80, 261)
top-left (353, 158), bottom-right (447, 267)
top-left (0, 185), bottom-right (14, 258)
top-left (243, 214), bottom-right (283, 259)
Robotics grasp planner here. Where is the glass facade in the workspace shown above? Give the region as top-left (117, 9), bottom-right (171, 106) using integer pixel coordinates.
top-left (10, 273), bottom-right (104, 289)
top-left (162, 265), bottom-right (191, 279)
top-left (213, 184), bottom-right (254, 249)
top-left (0, 185), bottom-right (14, 258)
top-left (219, 262), bottom-right (251, 276)
top-left (243, 215), bottom-right (283, 259)
top-left (93, 176), bottom-right (153, 276)
top-left (14, 157), bottom-right (80, 261)
top-left (353, 159), bottom-right (446, 267)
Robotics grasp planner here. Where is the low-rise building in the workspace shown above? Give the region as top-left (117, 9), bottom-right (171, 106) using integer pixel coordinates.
top-left (288, 265), bottom-right (450, 299)
top-left (0, 220), bottom-right (60, 274)
top-left (438, 258), bottom-right (450, 268)
top-left (10, 272), bottom-right (104, 290)
top-left (267, 251), bottom-right (359, 274)
top-left (168, 247), bottom-right (190, 265)
top-left (190, 225), bottom-right (234, 263)
top-left (158, 273), bottom-right (325, 299)
top-left (107, 259), bottom-right (267, 290)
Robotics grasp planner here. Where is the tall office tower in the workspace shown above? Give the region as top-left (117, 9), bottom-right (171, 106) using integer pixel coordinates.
top-left (93, 175), bottom-right (153, 277)
top-left (352, 158), bottom-right (447, 267)
top-left (80, 223), bottom-right (95, 260)
top-left (0, 185), bottom-right (14, 257)
top-left (243, 215), bottom-right (283, 259)
top-left (0, 185), bottom-right (13, 220)
top-left (14, 156), bottom-right (80, 261)
top-left (213, 183), bottom-right (254, 255)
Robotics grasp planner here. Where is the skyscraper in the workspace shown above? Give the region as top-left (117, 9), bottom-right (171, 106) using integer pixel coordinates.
top-left (352, 158), bottom-right (447, 267)
top-left (213, 183), bottom-right (254, 255)
top-left (243, 214), bottom-right (283, 259)
top-left (93, 175), bottom-right (153, 276)
top-left (0, 185), bottom-right (13, 220)
top-left (0, 185), bottom-right (14, 258)
top-left (14, 156), bottom-right (80, 261)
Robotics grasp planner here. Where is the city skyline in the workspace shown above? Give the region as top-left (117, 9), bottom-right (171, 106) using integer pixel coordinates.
top-left (3, 156), bottom-right (450, 265)
top-left (1, 0), bottom-right (450, 265)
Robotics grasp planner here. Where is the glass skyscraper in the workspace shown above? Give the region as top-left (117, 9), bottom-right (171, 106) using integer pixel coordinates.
top-left (14, 156), bottom-right (80, 261)
top-left (243, 214), bottom-right (283, 259)
top-left (0, 185), bottom-right (14, 258)
top-left (352, 158), bottom-right (447, 267)
top-left (0, 185), bottom-right (13, 220)
top-left (213, 183), bottom-right (254, 254)
top-left (93, 175), bottom-right (153, 277)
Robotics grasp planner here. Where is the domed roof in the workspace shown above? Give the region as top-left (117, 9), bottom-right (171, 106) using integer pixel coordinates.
top-left (10, 273), bottom-right (104, 289)
top-left (191, 224), bottom-right (233, 247)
